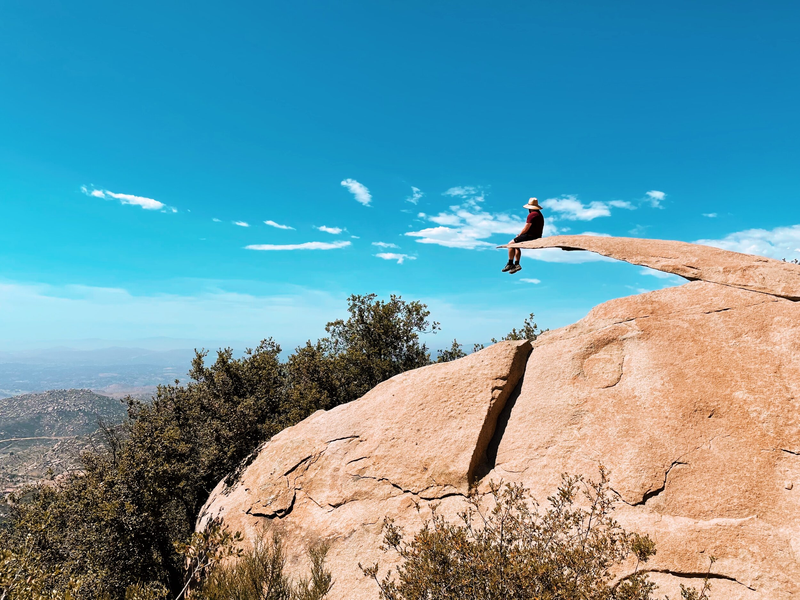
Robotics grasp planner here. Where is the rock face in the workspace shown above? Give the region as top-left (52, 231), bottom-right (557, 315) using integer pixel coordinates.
top-left (508, 235), bottom-right (800, 300)
top-left (201, 237), bottom-right (800, 600)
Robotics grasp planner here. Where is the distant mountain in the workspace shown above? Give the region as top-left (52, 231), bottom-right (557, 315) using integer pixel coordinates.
top-left (0, 347), bottom-right (195, 398)
top-left (0, 389), bottom-right (129, 492)
top-left (0, 347), bottom-right (197, 367)
top-left (0, 389), bottom-right (128, 439)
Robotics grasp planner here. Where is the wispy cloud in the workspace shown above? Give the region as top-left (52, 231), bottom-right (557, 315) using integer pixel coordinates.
top-left (609, 200), bottom-right (635, 209)
top-left (316, 226), bottom-right (343, 234)
top-left (703, 213), bottom-right (718, 218)
top-left (541, 195), bottom-right (611, 221)
top-left (246, 241), bottom-right (351, 251)
top-left (341, 178), bottom-right (372, 206)
top-left (212, 218), bottom-right (222, 223)
top-left (406, 186), bottom-right (424, 204)
top-left (519, 278), bottom-right (541, 284)
top-left (234, 221), bottom-right (250, 227)
top-left (372, 241), bottom-right (399, 249)
top-left (265, 220), bottom-right (294, 230)
top-left (443, 186), bottom-right (479, 198)
top-left (646, 190), bottom-right (666, 208)
top-left (375, 253), bottom-right (415, 264)
top-left (695, 224), bottom-right (800, 261)
top-left (81, 186), bottom-right (173, 212)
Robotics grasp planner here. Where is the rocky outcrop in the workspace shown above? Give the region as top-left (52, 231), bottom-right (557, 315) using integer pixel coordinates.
top-left (507, 235), bottom-right (800, 300)
top-left (201, 237), bottom-right (800, 600)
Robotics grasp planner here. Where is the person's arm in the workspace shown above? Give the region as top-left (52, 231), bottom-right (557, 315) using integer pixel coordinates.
top-left (509, 222), bottom-right (531, 244)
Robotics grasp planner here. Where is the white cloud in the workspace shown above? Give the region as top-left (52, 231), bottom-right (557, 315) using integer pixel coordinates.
top-left (316, 226), bottom-right (343, 234)
top-left (429, 213), bottom-right (463, 226)
top-left (82, 186), bottom-right (171, 211)
top-left (695, 224), bottom-right (800, 261)
top-left (372, 241), bottom-right (399, 248)
top-left (646, 190), bottom-right (666, 208)
top-left (375, 253), bottom-right (415, 264)
top-left (246, 241), bottom-right (351, 251)
top-left (406, 186), bottom-right (424, 204)
top-left (444, 186), bottom-right (479, 198)
top-left (264, 220), bottom-right (294, 230)
top-left (609, 200), bottom-right (635, 209)
top-left (519, 278), bottom-right (541, 284)
top-left (234, 221), bottom-right (250, 227)
top-left (341, 178), bottom-right (372, 206)
top-left (541, 195), bottom-right (611, 221)
top-left (703, 213), bottom-right (718, 218)
top-left (406, 188), bottom-right (534, 250)
top-left (212, 218), bottom-right (222, 222)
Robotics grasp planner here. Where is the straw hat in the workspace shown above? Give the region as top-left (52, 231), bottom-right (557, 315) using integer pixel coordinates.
top-left (523, 197), bottom-right (542, 211)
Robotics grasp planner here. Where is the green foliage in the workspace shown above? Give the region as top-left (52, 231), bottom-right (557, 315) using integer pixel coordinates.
top-left (436, 339), bottom-right (467, 363)
top-left (192, 530), bottom-right (332, 600)
top-left (123, 582), bottom-right (169, 600)
top-left (492, 312), bottom-right (545, 343)
top-left (362, 469), bottom-right (711, 600)
top-left (176, 519), bottom-right (244, 599)
top-left (0, 536), bottom-right (81, 600)
top-left (450, 312), bottom-right (544, 357)
top-left (284, 294), bottom-right (438, 421)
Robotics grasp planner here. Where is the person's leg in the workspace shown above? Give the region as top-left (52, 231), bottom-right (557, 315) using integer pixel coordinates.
top-left (514, 248), bottom-right (522, 263)
top-left (502, 246), bottom-right (516, 271)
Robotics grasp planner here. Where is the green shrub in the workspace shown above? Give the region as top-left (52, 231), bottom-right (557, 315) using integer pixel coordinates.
top-left (362, 468), bottom-right (712, 600)
top-left (192, 529), bottom-right (332, 600)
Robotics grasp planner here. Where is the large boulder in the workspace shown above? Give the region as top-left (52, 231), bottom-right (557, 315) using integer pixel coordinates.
top-left (200, 237), bottom-right (800, 599)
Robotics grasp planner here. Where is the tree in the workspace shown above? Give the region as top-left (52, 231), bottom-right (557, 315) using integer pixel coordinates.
top-left (284, 294), bottom-right (439, 420)
top-left (436, 339), bottom-right (467, 363)
top-left (493, 312), bottom-right (544, 343)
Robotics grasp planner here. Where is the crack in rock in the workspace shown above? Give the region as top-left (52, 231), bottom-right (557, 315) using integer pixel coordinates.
top-left (352, 473), bottom-right (467, 501)
top-left (640, 568), bottom-right (756, 592)
top-left (615, 460), bottom-right (687, 507)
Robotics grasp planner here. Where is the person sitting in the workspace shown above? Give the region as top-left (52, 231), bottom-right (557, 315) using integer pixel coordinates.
top-left (502, 198), bottom-right (544, 274)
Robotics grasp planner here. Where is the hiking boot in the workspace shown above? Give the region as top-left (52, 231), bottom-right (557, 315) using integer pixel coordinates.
top-left (509, 264), bottom-right (522, 274)
top-left (501, 262), bottom-right (514, 272)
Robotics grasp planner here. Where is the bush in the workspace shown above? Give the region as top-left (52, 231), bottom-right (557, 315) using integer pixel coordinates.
top-left (362, 469), bottom-right (712, 600)
top-left (191, 528), bottom-right (332, 600)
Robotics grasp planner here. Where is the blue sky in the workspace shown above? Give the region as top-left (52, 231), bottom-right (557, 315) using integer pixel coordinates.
top-left (1, 1), bottom-right (799, 352)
